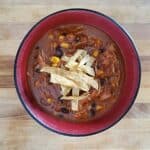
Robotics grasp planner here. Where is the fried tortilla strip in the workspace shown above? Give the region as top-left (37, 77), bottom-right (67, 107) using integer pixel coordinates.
top-left (41, 67), bottom-right (90, 91)
top-left (79, 72), bottom-right (99, 90)
top-left (61, 55), bottom-right (70, 62)
top-left (50, 73), bottom-right (78, 88)
top-left (71, 88), bottom-right (80, 111)
top-left (72, 88), bottom-right (79, 96)
top-left (65, 49), bottom-right (87, 69)
top-left (78, 65), bottom-right (95, 76)
top-left (71, 100), bottom-right (78, 111)
top-left (79, 54), bottom-right (95, 67)
top-left (61, 95), bottom-right (87, 101)
top-left (41, 66), bottom-right (98, 90)
top-left (61, 85), bottom-right (71, 96)
top-left (78, 54), bottom-right (95, 76)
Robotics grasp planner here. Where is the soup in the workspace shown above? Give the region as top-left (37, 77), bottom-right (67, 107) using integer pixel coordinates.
top-left (27, 24), bottom-right (124, 122)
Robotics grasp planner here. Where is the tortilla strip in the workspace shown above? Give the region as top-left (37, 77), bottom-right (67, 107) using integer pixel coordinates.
top-left (41, 67), bottom-right (90, 91)
top-left (79, 54), bottom-right (95, 67)
top-left (61, 55), bottom-right (70, 62)
top-left (41, 67), bottom-right (98, 90)
top-left (77, 54), bottom-right (95, 76)
top-left (71, 100), bottom-right (78, 111)
top-left (71, 88), bottom-right (80, 111)
top-left (86, 57), bottom-right (95, 66)
top-left (65, 49), bottom-right (87, 69)
top-left (79, 72), bottom-right (99, 90)
top-left (78, 65), bottom-right (95, 76)
top-left (50, 74), bottom-right (78, 88)
top-left (61, 85), bottom-right (71, 96)
top-left (72, 88), bottom-right (79, 96)
top-left (61, 95), bottom-right (87, 101)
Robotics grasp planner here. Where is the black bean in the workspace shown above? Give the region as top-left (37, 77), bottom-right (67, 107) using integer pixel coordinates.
top-left (99, 48), bottom-right (105, 53)
top-left (97, 63), bottom-right (101, 69)
top-left (75, 36), bottom-right (80, 42)
top-left (58, 114), bottom-right (64, 118)
top-left (91, 102), bottom-right (96, 108)
top-left (90, 109), bottom-right (96, 117)
top-left (57, 95), bottom-right (64, 104)
top-left (61, 32), bottom-right (67, 36)
top-left (61, 107), bottom-right (69, 114)
top-left (100, 79), bottom-right (106, 86)
top-left (35, 46), bottom-right (40, 50)
top-left (35, 68), bottom-right (40, 73)
top-left (55, 46), bottom-right (63, 57)
top-left (33, 55), bottom-right (38, 59)
top-left (57, 95), bottom-right (62, 100)
top-left (34, 65), bottom-right (40, 73)
top-left (40, 99), bottom-right (50, 106)
top-left (59, 99), bottom-right (64, 104)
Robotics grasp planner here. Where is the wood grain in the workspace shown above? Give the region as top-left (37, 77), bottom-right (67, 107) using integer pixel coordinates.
top-left (0, 23), bottom-right (150, 40)
top-left (0, 5), bottom-right (150, 23)
top-left (0, 0), bottom-right (150, 149)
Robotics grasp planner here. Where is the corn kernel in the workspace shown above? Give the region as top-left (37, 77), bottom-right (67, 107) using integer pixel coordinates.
top-left (96, 105), bottom-right (103, 111)
top-left (52, 63), bottom-right (58, 67)
top-left (92, 50), bottom-right (99, 57)
top-left (47, 98), bottom-right (52, 103)
top-left (48, 34), bottom-right (54, 40)
top-left (60, 42), bottom-right (69, 49)
top-left (112, 83), bottom-right (116, 87)
top-left (59, 35), bottom-right (65, 41)
top-left (94, 39), bottom-right (103, 48)
top-left (53, 42), bottom-right (57, 49)
top-left (50, 56), bottom-right (60, 65)
top-left (96, 70), bottom-right (104, 76)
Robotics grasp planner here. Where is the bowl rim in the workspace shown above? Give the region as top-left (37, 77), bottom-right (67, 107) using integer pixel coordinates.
top-left (14, 8), bottom-right (141, 137)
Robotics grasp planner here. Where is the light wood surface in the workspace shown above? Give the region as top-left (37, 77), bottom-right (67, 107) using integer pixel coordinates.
top-left (0, 0), bottom-right (150, 150)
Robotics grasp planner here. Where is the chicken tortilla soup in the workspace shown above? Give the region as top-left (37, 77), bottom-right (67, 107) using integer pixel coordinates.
top-left (27, 24), bottom-right (124, 122)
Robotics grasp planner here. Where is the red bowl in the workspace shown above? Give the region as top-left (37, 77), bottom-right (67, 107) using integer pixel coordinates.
top-left (14, 9), bottom-right (141, 136)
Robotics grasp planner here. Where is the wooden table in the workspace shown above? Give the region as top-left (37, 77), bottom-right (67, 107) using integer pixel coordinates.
top-left (0, 0), bottom-right (150, 149)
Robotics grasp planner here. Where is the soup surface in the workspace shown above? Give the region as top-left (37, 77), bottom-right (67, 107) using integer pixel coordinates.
top-left (27, 24), bottom-right (124, 122)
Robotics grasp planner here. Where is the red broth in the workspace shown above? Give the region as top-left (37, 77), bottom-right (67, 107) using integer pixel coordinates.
top-left (27, 24), bottom-right (124, 122)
